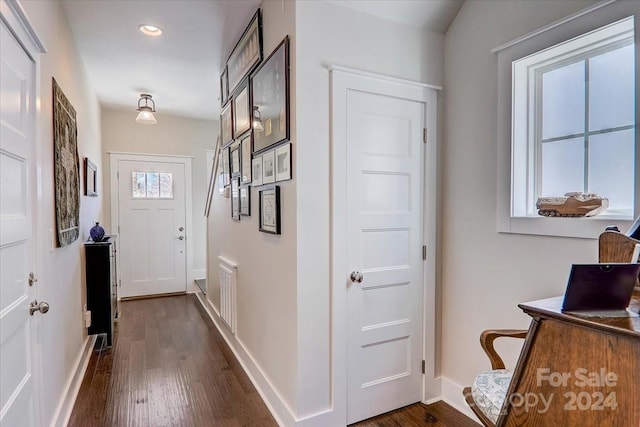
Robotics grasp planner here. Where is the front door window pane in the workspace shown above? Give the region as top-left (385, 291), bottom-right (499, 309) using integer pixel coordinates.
top-left (146, 173), bottom-right (159, 198)
top-left (132, 172), bottom-right (146, 198)
top-left (160, 173), bottom-right (173, 198)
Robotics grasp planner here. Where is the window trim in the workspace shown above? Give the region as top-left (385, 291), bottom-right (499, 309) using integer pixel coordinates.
top-left (496, 2), bottom-right (639, 239)
top-left (512, 17), bottom-right (634, 218)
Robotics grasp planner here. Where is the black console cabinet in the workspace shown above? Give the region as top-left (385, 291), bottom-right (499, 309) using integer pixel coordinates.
top-left (84, 236), bottom-right (118, 346)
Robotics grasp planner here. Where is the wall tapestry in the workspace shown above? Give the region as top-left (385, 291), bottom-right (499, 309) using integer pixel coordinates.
top-left (53, 78), bottom-right (80, 247)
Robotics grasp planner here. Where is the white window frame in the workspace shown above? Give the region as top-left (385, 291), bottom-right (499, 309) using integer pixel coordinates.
top-left (512, 17), bottom-right (634, 218)
top-left (496, 1), bottom-right (640, 239)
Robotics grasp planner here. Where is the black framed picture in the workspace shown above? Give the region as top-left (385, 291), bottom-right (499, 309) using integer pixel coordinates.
top-left (233, 83), bottom-right (251, 137)
top-left (240, 185), bottom-right (250, 216)
top-left (227, 9), bottom-right (263, 94)
top-left (220, 67), bottom-right (229, 106)
top-left (84, 157), bottom-right (97, 197)
top-left (240, 132), bottom-right (252, 184)
top-left (217, 152), bottom-right (226, 194)
top-left (259, 186), bottom-right (280, 234)
top-left (274, 143), bottom-right (291, 182)
top-left (262, 149), bottom-right (275, 184)
top-left (221, 101), bottom-right (234, 146)
top-left (252, 155), bottom-right (263, 186)
top-left (251, 36), bottom-right (290, 154)
top-left (231, 177), bottom-right (241, 221)
top-left (230, 141), bottom-right (241, 178)
top-left (222, 147), bottom-right (231, 187)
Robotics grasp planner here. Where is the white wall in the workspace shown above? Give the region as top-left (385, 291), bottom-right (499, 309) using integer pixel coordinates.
top-left (207, 2), bottom-right (446, 422)
top-left (19, 0), bottom-right (103, 423)
top-left (206, 0), bottom-right (299, 417)
top-left (440, 0), bottom-right (604, 410)
top-left (294, 1), bottom-right (444, 421)
top-left (101, 107), bottom-right (217, 276)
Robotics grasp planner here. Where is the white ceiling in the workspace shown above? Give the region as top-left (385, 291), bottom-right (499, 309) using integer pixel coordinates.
top-left (62, 0), bottom-right (463, 122)
top-left (332, 0), bottom-right (464, 32)
top-left (62, 0), bottom-right (260, 120)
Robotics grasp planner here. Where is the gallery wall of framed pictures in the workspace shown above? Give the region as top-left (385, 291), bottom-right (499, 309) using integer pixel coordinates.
top-left (217, 9), bottom-right (291, 234)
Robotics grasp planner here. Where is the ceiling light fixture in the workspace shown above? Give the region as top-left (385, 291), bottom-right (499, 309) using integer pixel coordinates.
top-left (139, 24), bottom-right (163, 36)
top-left (252, 106), bottom-right (264, 131)
top-left (135, 94), bottom-right (157, 125)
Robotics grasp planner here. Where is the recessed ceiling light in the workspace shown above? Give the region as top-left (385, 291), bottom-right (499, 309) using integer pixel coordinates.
top-left (139, 24), bottom-right (163, 36)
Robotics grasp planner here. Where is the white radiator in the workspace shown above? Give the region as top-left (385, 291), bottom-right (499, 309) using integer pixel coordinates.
top-left (218, 256), bottom-right (237, 334)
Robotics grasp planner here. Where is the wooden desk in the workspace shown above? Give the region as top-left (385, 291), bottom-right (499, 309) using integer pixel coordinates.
top-left (497, 296), bottom-right (640, 426)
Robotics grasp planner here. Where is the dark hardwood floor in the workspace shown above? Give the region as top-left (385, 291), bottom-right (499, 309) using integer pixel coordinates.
top-left (351, 401), bottom-right (480, 427)
top-left (69, 294), bottom-right (277, 427)
top-left (69, 294), bottom-right (479, 426)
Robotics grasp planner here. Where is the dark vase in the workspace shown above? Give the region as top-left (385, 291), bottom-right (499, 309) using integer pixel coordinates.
top-left (90, 222), bottom-right (105, 242)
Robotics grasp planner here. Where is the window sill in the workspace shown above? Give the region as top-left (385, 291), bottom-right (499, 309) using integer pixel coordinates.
top-left (498, 215), bottom-right (633, 239)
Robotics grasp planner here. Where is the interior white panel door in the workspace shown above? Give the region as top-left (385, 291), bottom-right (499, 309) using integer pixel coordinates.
top-left (346, 90), bottom-right (425, 423)
top-left (0, 19), bottom-right (39, 427)
top-left (117, 160), bottom-right (187, 297)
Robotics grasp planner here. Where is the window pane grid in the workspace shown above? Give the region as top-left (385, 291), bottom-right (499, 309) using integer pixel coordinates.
top-left (540, 124), bottom-right (635, 144)
top-left (131, 171), bottom-right (174, 199)
top-left (536, 40), bottom-right (634, 210)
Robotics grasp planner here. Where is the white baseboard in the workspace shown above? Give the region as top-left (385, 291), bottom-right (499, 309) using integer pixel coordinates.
top-left (440, 376), bottom-right (481, 423)
top-left (193, 268), bottom-right (205, 280)
top-left (194, 293), bottom-right (297, 426)
top-left (194, 293), bottom-right (478, 427)
top-left (50, 335), bottom-right (97, 427)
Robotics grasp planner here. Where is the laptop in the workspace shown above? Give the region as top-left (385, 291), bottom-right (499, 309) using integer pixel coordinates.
top-left (561, 263), bottom-right (640, 313)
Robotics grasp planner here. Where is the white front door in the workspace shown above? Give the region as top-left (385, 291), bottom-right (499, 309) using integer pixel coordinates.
top-left (0, 18), bottom-right (40, 427)
top-left (116, 159), bottom-right (187, 298)
top-left (346, 86), bottom-right (425, 423)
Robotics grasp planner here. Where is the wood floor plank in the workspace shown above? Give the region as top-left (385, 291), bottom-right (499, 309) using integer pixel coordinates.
top-left (69, 295), bottom-right (478, 427)
top-left (68, 294), bottom-right (277, 427)
top-left (350, 401), bottom-right (480, 427)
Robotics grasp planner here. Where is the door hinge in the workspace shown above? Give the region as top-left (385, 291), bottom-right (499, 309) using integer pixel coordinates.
top-left (423, 128), bottom-right (427, 144)
top-left (422, 245), bottom-right (427, 260)
top-left (422, 360), bottom-right (426, 374)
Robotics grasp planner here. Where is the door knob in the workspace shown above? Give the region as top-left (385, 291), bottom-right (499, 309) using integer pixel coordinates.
top-left (29, 300), bottom-right (50, 316)
top-left (176, 236), bottom-right (184, 241)
top-left (178, 227), bottom-right (184, 232)
top-left (350, 271), bottom-right (364, 284)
